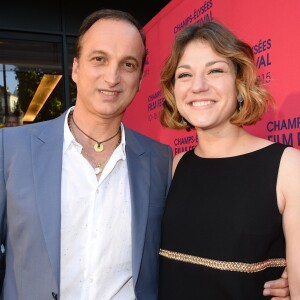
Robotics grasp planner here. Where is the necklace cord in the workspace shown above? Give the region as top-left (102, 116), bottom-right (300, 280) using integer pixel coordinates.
top-left (68, 112), bottom-right (122, 174)
top-left (71, 112), bottom-right (120, 145)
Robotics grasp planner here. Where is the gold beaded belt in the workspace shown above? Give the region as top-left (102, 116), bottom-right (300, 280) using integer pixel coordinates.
top-left (159, 249), bottom-right (286, 273)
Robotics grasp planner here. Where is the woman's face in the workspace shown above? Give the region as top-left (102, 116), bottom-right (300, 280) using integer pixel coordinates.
top-left (174, 40), bottom-right (237, 131)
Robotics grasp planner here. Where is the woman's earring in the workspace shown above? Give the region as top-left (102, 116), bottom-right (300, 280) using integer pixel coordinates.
top-left (181, 116), bottom-right (187, 125)
top-left (237, 95), bottom-right (244, 111)
top-left (181, 116), bottom-right (192, 132)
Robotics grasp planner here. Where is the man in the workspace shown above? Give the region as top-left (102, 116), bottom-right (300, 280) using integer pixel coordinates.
top-left (0, 9), bottom-right (289, 300)
top-left (4, 113), bottom-right (18, 127)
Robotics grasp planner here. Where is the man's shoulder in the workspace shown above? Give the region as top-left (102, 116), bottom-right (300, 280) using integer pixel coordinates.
top-left (1, 113), bottom-right (65, 142)
top-left (125, 126), bottom-right (170, 150)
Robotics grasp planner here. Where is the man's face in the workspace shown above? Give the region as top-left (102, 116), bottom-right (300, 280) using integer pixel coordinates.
top-left (72, 19), bottom-right (145, 121)
top-left (5, 116), bottom-right (18, 127)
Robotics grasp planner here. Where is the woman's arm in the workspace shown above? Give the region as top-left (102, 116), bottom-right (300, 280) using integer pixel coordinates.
top-left (172, 152), bottom-right (185, 177)
top-left (277, 147), bottom-right (300, 299)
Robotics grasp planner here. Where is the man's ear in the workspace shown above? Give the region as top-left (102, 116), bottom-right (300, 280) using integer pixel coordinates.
top-left (138, 75), bottom-right (143, 91)
top-left (72, 58), bottom-right (79, 83)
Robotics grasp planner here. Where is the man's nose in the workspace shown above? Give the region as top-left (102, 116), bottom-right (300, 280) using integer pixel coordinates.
top-left (104, 64), bottom-right (121, 87)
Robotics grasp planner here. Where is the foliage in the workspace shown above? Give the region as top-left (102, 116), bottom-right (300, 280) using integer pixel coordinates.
top-left (15, 68), bottom-right (64, 122)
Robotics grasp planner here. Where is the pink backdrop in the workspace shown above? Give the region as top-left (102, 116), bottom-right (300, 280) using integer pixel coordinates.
top-left (123, 0), bottom-right (300, 154)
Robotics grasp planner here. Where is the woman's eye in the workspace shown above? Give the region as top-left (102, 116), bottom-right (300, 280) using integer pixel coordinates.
top-left (208, 68), bottom-right (224, 75)
top-left (177, 73), bottom-right (190, 79)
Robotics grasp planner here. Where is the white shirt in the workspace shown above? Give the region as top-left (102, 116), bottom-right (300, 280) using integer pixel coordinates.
top-left (60, 109), bottom-right (134, 300)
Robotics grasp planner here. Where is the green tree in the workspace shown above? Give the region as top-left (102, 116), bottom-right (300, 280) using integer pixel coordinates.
top-left (15, 68), bottom-right (63, 123)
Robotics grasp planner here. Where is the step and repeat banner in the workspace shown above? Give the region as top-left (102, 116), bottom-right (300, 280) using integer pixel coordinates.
top-left (123, 0), bottom-right (300, 154)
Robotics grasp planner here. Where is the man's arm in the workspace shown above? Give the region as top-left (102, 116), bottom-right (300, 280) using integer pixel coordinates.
top-left (0, 130), bottom-right (7, 290)
top-left (263, 268), bottom-right (289, 299)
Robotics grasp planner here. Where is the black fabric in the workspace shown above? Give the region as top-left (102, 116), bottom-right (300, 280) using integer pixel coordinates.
top-left (159, 143), bottom-right (288, 299)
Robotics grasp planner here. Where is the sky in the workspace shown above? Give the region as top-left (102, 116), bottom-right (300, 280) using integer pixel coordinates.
top-left (0, 64), bottom-right (18, 94)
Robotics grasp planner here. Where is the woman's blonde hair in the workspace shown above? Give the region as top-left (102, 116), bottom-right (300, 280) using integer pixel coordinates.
top-left (160, 21), bottom-right (274, 130)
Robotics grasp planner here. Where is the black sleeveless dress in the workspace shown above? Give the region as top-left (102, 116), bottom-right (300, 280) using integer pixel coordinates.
top-left (159, 143), bottom-right (288, 299)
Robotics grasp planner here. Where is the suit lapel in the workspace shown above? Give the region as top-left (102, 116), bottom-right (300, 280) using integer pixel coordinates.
top-left (31, 120), bottom-right (151, 287)
top-left (125, 127), bottom-right (150, 287)
top-left (31, 112), bottom-right (66, 286)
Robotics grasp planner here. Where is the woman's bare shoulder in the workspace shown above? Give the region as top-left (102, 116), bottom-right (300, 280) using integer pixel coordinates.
top-left (172, 151), bottom-right (187, 177)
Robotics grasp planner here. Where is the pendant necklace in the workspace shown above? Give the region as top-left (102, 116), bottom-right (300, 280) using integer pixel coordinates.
top-left (81, 151), bottom-right (104, 175)
top-left (69, 113), bottom-right (121, 175)
top-left (71, 113), bottom-right (120, 152)
top-left (80, 132), bottom-right (121, 175)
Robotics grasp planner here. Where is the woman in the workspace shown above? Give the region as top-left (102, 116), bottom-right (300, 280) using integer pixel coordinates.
top-left (159, 21), bottom-right (300, 299)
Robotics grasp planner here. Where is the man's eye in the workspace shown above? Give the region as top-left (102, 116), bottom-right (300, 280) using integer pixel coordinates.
top-left (124, 62), bottom-right (136, 70)
top-left (94, 57), bottom-right (104, 62)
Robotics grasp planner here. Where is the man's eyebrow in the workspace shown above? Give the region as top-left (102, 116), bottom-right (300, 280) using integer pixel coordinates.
top-left (123, 56), bottom-right (140, 65)
top-left (90, 50), bottom-right (106, 55)
top-left (89, 51), bottom-right (140, 66)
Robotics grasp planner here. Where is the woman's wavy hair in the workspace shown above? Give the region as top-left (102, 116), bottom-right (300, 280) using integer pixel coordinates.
top-left (160, 21), bottom-right (274, 130)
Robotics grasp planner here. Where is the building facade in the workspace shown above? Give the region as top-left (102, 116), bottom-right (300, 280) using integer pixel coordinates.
top-left (0, 1), bottom-right (106, 126)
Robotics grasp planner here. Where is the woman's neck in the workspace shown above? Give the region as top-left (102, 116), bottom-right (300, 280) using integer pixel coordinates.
top-left (194, 126), bottom-right (252, 158)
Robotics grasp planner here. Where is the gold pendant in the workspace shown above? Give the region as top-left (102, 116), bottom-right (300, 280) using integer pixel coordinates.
top-left (94, 143), bottom-right (104, 152)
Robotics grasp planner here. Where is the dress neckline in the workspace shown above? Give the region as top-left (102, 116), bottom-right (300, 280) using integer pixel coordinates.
top-left (192, 143), bottom-right (277, 160)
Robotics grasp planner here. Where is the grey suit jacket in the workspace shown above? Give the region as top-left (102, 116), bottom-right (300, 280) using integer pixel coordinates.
top-left (0, 111), bottom-right (172, 300)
